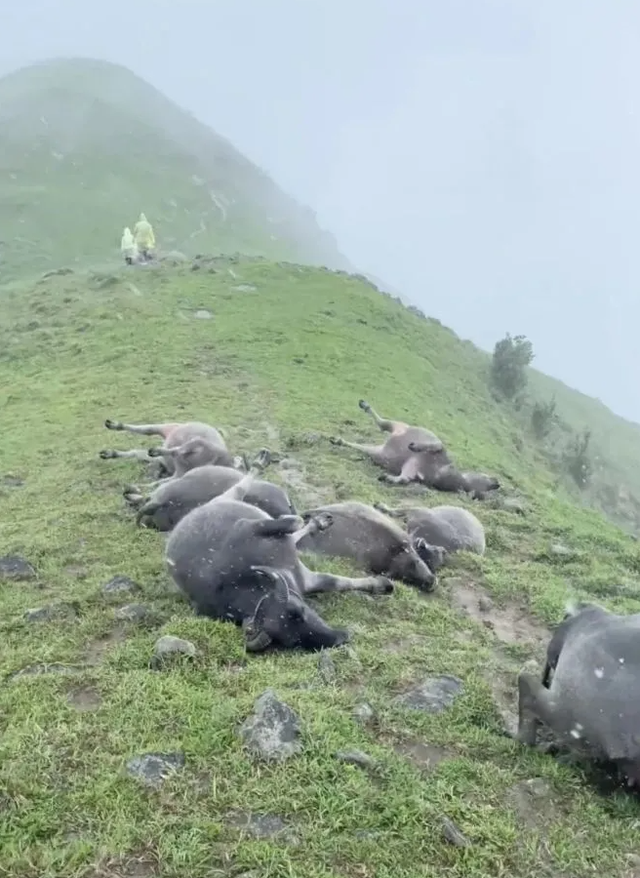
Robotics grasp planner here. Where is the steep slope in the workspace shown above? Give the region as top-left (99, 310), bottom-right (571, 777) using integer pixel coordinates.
top-left (529, 367), bottom-right (640, 514)
top-left (0, 58), bottom-right (351, 280)
top-left (1, 258), bottom-right (640, 878)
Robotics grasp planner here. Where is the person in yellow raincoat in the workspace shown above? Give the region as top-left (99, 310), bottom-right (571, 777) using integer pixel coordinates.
top-left (120, 227), bottom-right (138, 265)
top-left (133, 212), bottom-right (156, 261)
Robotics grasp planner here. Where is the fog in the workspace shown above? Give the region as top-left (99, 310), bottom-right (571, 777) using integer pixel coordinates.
top-left (3, 0), bottom-right (640, 420)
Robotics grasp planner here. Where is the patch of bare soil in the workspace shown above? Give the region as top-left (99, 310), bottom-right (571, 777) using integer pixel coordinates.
top-left (85, 850), bottom-right (158, 878)
top-left (392, 737), bottom-right (454, 772)
top-left (447, 578), bottom-right (550, 647)
top-left (381, 633), bottom-right (431, 655)
top-left (505, 777), bottom-right (558, 830)
top-left (83, 627), bottom-right (127, 665)
top-left (67, 684), bottom-right (102, 712)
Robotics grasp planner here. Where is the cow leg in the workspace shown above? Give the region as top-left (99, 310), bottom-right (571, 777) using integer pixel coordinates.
top-left (122, 485), bottom-right (145, 507)
top-left (216, 449), bottom-right (271, 501)
top-left (408, 440), bottom-right (445, 454)
top-left (302, 566), bottom-right (394, 596)
top-left (378, 457), bottom-right (420, 486)
top-left (358, 399), bottom-right (396, 433)
top-left (516, 671), bottom-right (561, 745)
top-left (249, 515), bottom-right (305, 538)
top-left (292, 511), bottom-right (334, 544)
top-left (329, 437), bottom-right (387, 466)
top-left (372, 502), bottom-right (406, 519)
top-left (104, 419), bottom-right (176, 437)
top-left (98, 448), bottom-right (153, 462)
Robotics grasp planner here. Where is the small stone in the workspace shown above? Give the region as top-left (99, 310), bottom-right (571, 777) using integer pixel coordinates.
top-left (114, 604), bottom-right (152, 622)
top-left (549, 543), bottom-right (574, 558)
top-left (441, 816), bottom-right (472, 847)
top-left (394, 675), bottom-right (464, 713)
top-left (0, 555), bottom-right (36, 582)
top-left (225, 812), bottom-right (296, 843)
top-left (238, 688), bottom-right (302, 761)
top-left (1, 475), bottom-right (24, 488)
top-left (126, 751), bottom-right (185, 788)
top-left (233, 284), bottom-right (257, 292)
top-left (478, 596), bottom-right (493, 612)
top-left (500, 497), bottom-right (526, 515)
top-left (352, 703), bottom-right (376, 725)
top-left (335, 749), bottom-right (378, 771)
top-left (24, 601), bottom-right (78, 623)
top-left (102, 575), bottom-right (141, 598)
top-left (152, 635), bottom-right (197, 666)
top-left (194, 309), bottom-right (212, 319)
top-left (317, 651), bottom-right (336, 684)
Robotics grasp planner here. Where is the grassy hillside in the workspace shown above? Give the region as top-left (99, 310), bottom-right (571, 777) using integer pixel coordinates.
top-left (2, 257), bottom-right (640, 878)
top-left (0, 58), bottom-right (351, 281)
top-left (528, 368), bottom-right (640, 522)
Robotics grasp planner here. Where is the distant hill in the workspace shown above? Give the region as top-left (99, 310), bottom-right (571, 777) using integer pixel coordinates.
top-left (0, 57), bottom-right (353, 279)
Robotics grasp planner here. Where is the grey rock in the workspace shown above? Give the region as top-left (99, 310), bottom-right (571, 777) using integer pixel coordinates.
top-left (126, 751), bottom-right (185, 788)
top-left (441, 816), bottom-right (472, 847)
top-left (317, 651), bottom-right (336, 684)
top-left (42, 267), bottom-right (73, 279)
top-left (0, 555), bottom-right (36, 582)
top-left (102, 575), bottom-right (141, 598)
top-left (24, 601), bottom-right (78, 623)
top-left (500, 497), bottom-right (526, 515)
top-left (194, 309), bottom-right (212, 319)
top-left (225, 812), bottom-right (296, 843)
top-left (394, 674), bottom-right (464, 713)
top-left (238, 688), bottom-right (302, 761)
top-left (335, 749), bottom-right (378, 771)
top-left (478, 595), bottom-right (493, 612)
top-left (152, 635), bottom-right (197, 666)
top-left (114, 603), bottom-right (152, 623)
top-left (233, 284), bottom-right (257, 292)
top-left (352, 702), bottom-right (376, 725)
top-left (1, 475), bottom-right (24, 488)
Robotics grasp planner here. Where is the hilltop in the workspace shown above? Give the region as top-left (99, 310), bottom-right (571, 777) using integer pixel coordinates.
top-left (0, 58), bottom-right (352, 280)
top-left (1, 256), bottom-right (640, 878)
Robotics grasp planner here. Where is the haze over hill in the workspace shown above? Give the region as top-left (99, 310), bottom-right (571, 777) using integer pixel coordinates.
top-left (0, 58), bottom-right (352, 279)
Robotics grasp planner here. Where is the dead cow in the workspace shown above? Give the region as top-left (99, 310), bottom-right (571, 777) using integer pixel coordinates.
top-left (329, 399), bottom-right (448, 486)
top-left (99, 418), bottom-right (233, 475)
top-left (125, 463), bottom-right (296, 531)
top-left (297, 501), bottom-right (436, 591)
top-left (517, 601), bottom-right (640, 787)
top-left (329, 399), bottom-right (499, 497)
top-left (165, 451), bottom-right (394, 652)
top-left (374, 502), bottom-right (485, 571)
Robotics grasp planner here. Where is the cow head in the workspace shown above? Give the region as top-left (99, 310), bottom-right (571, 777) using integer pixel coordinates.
top-left (242, 567), bottom-right (350, 652)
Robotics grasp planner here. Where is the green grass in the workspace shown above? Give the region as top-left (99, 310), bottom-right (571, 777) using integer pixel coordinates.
top-left (0, 58), bottom-right (351, 281)
top-left (1, 257), bottom-right (640, 878)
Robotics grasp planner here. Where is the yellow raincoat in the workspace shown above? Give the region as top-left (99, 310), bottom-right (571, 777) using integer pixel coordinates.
top-left (133, 212), bottom-right (156, 250)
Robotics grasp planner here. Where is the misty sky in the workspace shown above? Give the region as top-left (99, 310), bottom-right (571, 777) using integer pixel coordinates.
top-left (3, 0), bottom-right (640, 421)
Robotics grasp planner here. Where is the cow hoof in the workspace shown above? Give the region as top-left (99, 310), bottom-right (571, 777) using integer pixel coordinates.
top-left (358, 399), bottom-right (371, 412)
top-left (312, 512), bottom-right (333, 532)
top-left (374, 577), bottom-right (395, 595)
top-left (122, 484), bottom-right (140, 495)
top-left (99, 449), bottom-right (115, 459)
top-left (328, 436), bottom-right (343, 446)
top-left (104, 418), bottom-right (121, 430)
top-left (253, 448), bottom-right (271, 470)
